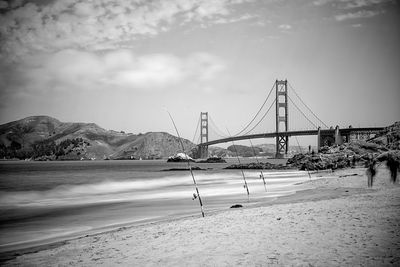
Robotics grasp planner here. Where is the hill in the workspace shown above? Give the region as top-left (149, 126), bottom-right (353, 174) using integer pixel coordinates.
top-left (0, 116), bottom-right (194, 160)
top-left (208, 143), bottom-right (312, 158)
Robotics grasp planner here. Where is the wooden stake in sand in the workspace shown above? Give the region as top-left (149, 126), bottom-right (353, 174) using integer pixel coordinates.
top-left (166, 111), bottom-right (205, 218)
top-left (249, 139), bottom-right (267, 192)
top-left (227, 129), bottom-right (250, 201)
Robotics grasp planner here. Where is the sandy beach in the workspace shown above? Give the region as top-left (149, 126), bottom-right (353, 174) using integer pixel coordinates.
top-left (2, 166), bottom-right (400, 266)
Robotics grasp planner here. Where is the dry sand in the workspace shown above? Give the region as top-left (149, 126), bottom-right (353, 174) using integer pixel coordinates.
top-left (2, 167), bottom-right (400, 266)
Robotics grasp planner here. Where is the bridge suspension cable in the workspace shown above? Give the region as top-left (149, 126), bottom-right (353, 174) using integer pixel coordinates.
top-left (241, 99), bottom-right (276, 136)
top-left (288, 82), bottom-right (328, 128)
top-left (288, 95), bottom-right (318, 129)
top-left (208, 115), bottom-right (230, 139)
top-left (192, 114), bottom-right (201, 144)
top-left (232, 81), bottom-right (276, 136)
top-left (198, 79), bottom-right (329, 145)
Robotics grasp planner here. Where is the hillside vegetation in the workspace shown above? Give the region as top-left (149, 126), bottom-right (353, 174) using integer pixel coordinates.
top-left (0, 116), bottom-right (194, 160)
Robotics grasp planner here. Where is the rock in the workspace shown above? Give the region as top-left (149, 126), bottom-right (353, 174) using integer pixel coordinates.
top-left (230, 204), bottom-right (243, 208)
top-left (371, 121), bottom-right (400, 150)
top-left (197, 156), bottom-right (226, 163)
top-left (225, 162), bottom-right (291, 170)
top-left (162, 167), bottom-right (205, 171)
top-left (287, 138), bottom-right (392, 171)
top-left (376, 151), bottom-right (400, 162)
top-left (167, 153), bottom-right (195, 162)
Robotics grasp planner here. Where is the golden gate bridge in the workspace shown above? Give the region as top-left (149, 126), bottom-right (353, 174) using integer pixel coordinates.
top-left (192, 80), bottom-right (384, 158)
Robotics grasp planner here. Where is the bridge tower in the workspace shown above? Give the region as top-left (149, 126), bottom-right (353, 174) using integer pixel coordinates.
top-left (199, 112), bottom-right (209, 158)
top-left (275, 80), bottom-right (289, 158)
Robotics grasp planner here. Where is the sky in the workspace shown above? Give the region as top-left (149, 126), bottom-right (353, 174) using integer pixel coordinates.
top-left (0, 0), bottom-right (399, 145)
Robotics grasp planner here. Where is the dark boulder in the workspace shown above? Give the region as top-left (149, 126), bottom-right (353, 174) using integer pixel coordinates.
top-left (197, 156), bottom-right (226, 163)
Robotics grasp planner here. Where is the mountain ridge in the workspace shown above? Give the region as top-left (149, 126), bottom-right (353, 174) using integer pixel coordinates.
top-left (0, 116), bottom-right (194, 160)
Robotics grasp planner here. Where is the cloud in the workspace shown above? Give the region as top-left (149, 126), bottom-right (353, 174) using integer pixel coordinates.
top-left (0, 0), bottom-right (253, 62)
top-left (339, 0), bottom-right (388, 10)
top-left (104, 53), bottom-right (185, 89)
top-left (335, 9), bottom-right (381, 21)
top-left (0, 1), bottom-right (7, 9)
top-left (278, 24), bottom-right (292, 30)
top-left (313, 0), bottom-right (388, 8)
top-left (2, 49), bottom-right (225, 93)
top-left (214, 13), bottom-right (258, 24)
top-left (312, 0), bottom-right (331, 6)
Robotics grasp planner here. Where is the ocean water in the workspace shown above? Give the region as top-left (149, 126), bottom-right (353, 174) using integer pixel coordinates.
top-left (0, 159), bottom-right (310, 252)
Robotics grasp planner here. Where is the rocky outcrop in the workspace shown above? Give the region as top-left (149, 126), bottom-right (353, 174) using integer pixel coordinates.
top-left (287, 142), bottom-right (385, 171)
top-left (371, 121), bottom-right (400, 150)
top-left (197, 156), bottom-right (226, 163)
top-left (167, 153), bottom-right (195, 162)
top-left (225, 121), bottom-right (400, 171)
top-left (225, 162), bottom-right (290, 170)
top-left (287, 121), bottom-right (400, 171)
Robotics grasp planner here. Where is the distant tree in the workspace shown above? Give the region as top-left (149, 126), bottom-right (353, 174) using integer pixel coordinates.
top-left (14, 124), bottom-right (34, 149)
top-left (10, 140), bottom-right (22, 150)
top-left (0, 144), bottom-right (7, 158)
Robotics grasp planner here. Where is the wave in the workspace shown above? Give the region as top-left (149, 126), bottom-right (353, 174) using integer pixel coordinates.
top-left (0, 171), bottom-right (309, 208)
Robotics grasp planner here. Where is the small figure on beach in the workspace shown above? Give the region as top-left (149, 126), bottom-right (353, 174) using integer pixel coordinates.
top-left (352, 156), bottom-right (356, 168)
top-left (386, 154), bottom-right (399, 184)
top-left (366, 159), bottom-right (376, 188)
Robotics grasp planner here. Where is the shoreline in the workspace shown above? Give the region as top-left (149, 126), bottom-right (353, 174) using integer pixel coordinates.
top-left (0, 166), bottom-right (313, 255)
top-left (2, 166), bottom-right (400, 265)
top-left (0, 169), bottom-right (322, 261)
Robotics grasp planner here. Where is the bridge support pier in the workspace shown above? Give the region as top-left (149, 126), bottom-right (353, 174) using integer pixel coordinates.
top-left (318, 129), bottom-right (335, 150)
top-left (197, 145), bottom-right (208, 159)
top-left (276, 135), bottom-right (288, 158)
top-left (318, 126), bottom-right (345, 151)
top-left (335, 126), bottom-right (344, 145)
top-left (198, 112), bottom-right (209, 159)
top-left (275, 80), bottom-right (289, 158)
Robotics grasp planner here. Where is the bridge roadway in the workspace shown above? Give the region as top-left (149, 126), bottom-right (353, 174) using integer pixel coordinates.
top-left (199, 127), bottom-right (385, 147)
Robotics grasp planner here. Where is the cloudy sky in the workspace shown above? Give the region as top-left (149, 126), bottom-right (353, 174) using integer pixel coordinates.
top-left (0, 0), bottom-right (399, 143)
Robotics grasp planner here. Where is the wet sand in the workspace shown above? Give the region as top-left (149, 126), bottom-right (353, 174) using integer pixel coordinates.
top-left (2, 166), bottom-right (400, 266)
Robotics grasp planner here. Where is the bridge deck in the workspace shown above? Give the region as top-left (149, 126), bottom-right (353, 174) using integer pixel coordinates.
top-left (199, 127), bottom-right (384, 146)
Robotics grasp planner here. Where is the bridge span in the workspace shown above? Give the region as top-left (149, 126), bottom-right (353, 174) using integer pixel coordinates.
top-left (199, 127), bottom-right (384, 147)
top-left (197, 126), bottom-right (384, 157)
top-left (194, 80), bottom-right (385, 159)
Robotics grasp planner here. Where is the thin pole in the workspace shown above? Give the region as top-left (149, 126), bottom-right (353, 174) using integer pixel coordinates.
top-left (249, 139), bottom-right (267, 191)
top-left (227, 128), bottom-right (250, 201)
top-left (166, 111), bottom-right (205, 217)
